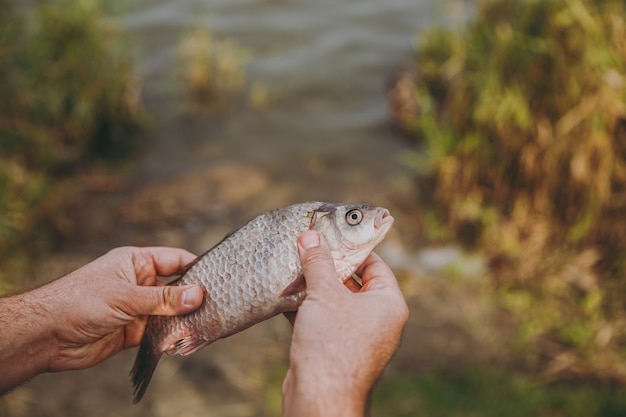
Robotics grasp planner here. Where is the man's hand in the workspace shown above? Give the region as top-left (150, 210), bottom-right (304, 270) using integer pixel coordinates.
top-left (282, 230), bottom-right (409, 417)
top-left (0, 247), bottom-right (204, 392)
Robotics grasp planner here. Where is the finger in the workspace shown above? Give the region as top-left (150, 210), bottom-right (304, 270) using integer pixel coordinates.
top-left (356, 253), bottom-right (409, 325)
top-left (355, 252), bottom-right (400, 291)
top-left (297, 230), bottom-right (344, 295)
top-left (126, 284), bottom-right (204, 317)
top-left (142, 247), bottom-right (198, 276)
top-left (344, 276), bottom-right (363, 293)
top-left (133, 247), bottom-right (198, 285)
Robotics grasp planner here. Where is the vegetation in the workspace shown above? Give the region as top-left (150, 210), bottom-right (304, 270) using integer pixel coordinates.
top-left (393, 0), bottom-right (626, 382)
top-left (0, 0), bottom-right (259, 292)
top-left (372, 368), bottom-right (626, 417)
top-left (177, 27), bottom-right (250, 111)
top-left (0, 0), bottom-right (145, 289)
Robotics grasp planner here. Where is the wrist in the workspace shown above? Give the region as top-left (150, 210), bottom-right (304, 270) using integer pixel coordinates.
top-left (283, 364), bottom-right (368, 417)
top-left (0, 288), bottom-right (58, 391)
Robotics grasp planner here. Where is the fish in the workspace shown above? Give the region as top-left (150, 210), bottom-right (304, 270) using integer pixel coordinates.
top-left (130, 201), bottom-right (394, 402)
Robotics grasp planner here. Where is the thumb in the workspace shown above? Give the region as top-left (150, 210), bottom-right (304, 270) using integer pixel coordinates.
top-left (297, 230), bottom-right (343, 295)
top-left (127, 284), bottom-right (204, 317)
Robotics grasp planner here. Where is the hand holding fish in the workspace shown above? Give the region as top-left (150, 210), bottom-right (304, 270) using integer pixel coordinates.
top-left (0, 246), bottom-right (204, 393)
top-left (282, 230), bottom-right (409, 417)
top-left (0, 201), bottom-right (406, 415)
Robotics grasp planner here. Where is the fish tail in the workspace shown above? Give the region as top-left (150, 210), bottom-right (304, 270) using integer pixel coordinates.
top-left (130, 334), bottom-right (163, 403)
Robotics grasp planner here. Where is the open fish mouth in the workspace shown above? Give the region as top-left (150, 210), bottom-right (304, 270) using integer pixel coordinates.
top-left (375, 208), bottom-right (394, 230)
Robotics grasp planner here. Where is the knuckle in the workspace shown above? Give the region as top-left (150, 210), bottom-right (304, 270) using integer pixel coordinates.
top-left (398, 301), bottom-right (410, 324)
top-left (381, 292), bottom-right (409, 325)
top-left (157, 287), bottom-right (175, 314)
top-left (106, 246), bottom-right (136, 257)
top-left (391, 299), bottom-right (410, 330)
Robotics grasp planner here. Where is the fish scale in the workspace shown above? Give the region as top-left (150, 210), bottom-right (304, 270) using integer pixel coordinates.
top-left (131, 201), bottom-right (394, 403)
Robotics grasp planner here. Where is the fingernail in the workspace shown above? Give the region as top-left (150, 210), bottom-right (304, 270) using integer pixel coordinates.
top-left (182, 286), bottom-right (202, 307)
top-left (300, 230), bottom-right (320, 250)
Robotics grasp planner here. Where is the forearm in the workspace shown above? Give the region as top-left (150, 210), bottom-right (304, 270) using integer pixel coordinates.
top-left (0, 289), bottom-right (56, 393)
top-left (282, 364), bottom-right (368, 417)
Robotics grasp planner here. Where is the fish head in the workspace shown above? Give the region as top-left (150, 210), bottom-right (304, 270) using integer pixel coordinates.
top-left (310, 203), bottom-right (394, 281)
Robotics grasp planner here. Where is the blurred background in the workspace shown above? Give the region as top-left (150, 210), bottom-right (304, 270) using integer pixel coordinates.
top-left (2, 0), bottom-right (626, 415)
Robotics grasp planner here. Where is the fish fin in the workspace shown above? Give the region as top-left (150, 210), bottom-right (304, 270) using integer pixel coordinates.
top-left (277, 275), bottom-right (307, 313)
top-left (130, 334), bottom-right (163, 403)
top-left (280, 274), bottom-right (307, 298)
top-left (167, 335), bottom-right (210, 357)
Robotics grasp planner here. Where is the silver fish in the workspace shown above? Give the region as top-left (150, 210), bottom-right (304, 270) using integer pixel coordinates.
top-left (131, 202), bottom-right (394, 402)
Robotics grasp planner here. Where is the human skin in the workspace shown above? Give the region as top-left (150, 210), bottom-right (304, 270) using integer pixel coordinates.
top-left (0, 234), bottom-right (408, 415)
top-left (0, 246), bottom-right (204, 394)
top-left (282, 230), bottom-right (409, 417)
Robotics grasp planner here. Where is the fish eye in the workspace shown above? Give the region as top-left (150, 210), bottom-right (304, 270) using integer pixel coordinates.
top-left (345, 209), bottom-right (363, 226)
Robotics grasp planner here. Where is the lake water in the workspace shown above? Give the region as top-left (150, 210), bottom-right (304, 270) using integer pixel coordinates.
top-left (118, 0), bottom-right (457, 198)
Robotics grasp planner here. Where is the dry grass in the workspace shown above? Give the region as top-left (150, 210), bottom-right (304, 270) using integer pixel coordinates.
top-left (391, 0), bottom-right (626, 383)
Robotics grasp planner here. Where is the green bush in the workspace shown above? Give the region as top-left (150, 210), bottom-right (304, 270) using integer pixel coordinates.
top-left (372, 368), bottom-right (626, 417)
top-left (399, 0), bottom-right (626, 382)
top-left (0, 0), bottom-right (145, 287)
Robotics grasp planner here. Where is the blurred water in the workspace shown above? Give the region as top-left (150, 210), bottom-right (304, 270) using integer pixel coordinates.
top-left (118, 0), bottom-right (447, 197)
